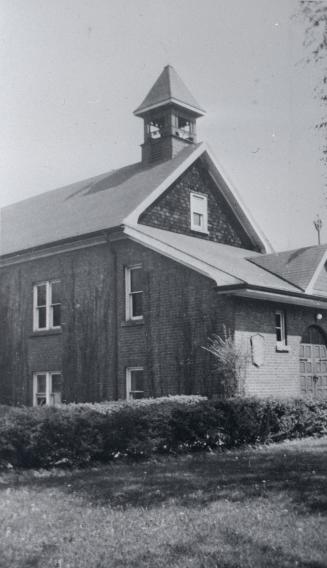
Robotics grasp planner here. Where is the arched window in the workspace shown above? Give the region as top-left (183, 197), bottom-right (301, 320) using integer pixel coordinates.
top-left (301, 325), bottom-right (326, 345)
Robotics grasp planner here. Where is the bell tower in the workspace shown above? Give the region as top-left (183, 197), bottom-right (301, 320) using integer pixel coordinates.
top-left (134, 65), bottom-right (205, 165)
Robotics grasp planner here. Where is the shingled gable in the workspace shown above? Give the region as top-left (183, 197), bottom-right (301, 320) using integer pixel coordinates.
top-left (124, 142), bottom-right (272, 254)
top-left (0, 142), bottom-right (270, 259)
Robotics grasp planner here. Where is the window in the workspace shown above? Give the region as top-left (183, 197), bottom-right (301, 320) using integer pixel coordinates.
top-left (147, 117), bottom-right (165, 139)
top-left (275, 310), bottom-right (287, 348)
top-left (125, 266), bottom-right (143, 320)
top-left (190, 193), bottom-right (208, 233)
top-left (33, 281), bottom-right (61, 331)
top-left (126, 367), bottom-right (144, 400)
top-left (33, 372), bottom-right (62, 406)
top-left (177, 116), bottom-right (194, 140)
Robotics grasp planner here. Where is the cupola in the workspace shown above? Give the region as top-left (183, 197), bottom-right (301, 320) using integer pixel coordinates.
top-left (134, 65), bottom-right (205, 165)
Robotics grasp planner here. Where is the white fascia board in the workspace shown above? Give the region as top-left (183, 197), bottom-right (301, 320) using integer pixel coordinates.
top-left (123, 224), bottom-right (243, 287)
top-left (0, 235), bottom-right (107, 267)
top-left (123, 143), bottom-right (206, 226)
top-left (134, 98), bottom-right (206, 117)
top-left (203, 144), bottom-right (273, 254)
top-left (305, 249), bottom-right (327, 294)
top-left (220, 287), bottom-right (327, 309)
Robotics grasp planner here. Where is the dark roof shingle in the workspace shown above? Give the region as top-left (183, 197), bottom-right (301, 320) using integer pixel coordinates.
top-left (134, 65), bottom-right (205, 116)
top-left (0, 145), bottom-right (199, 256)
top-left (248, 245), bottom-right (327, 291)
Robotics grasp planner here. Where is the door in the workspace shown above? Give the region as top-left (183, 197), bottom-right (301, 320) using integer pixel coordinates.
top-left (300, 326), bottom-right (327, 399)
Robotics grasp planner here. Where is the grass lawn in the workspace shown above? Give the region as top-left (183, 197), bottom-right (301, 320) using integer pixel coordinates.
top-left (0, 437), bottom-right (326, 568)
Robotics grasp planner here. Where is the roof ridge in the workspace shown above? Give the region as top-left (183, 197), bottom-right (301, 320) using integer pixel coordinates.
top-left (166, 65), bottom-right (172, 99)
top-left (254, 243), bottom-right (327, 258)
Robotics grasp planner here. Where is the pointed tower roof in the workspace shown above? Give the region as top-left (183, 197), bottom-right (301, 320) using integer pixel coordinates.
top-left (134, 65), bottom-right (205, 117)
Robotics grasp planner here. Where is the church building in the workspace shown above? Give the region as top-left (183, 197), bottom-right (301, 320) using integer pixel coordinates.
top-left (1, 65), bottom-right (327, 405)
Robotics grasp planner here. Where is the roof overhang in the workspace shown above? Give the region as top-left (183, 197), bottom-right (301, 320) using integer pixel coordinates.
top-left (305, 248), bottom-right (327, 294)
top-left (134, 98), bottom-right (206, 117)
top-left (124, 224), bottom-right (242, 287)
top-left (216, 284), bottom-right (327, 309)
top-left (203, 144), bottom-right (273, 254)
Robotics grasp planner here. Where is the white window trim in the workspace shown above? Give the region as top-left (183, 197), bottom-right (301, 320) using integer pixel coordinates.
top-left (275, 310), bottom-right (290, 352)
top-left (33, 371), bottom-right (62, 406)
top-left (125, 265), bottom-right (143, 321)
top-left (33, 280), bottom-right (61, 331)
top-left (126, 367), bottom-right (144, 401)
top-left (190, 192), bottom-right (208, 233)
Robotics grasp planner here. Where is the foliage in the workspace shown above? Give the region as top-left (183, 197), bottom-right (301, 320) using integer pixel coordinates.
top-left (203, 328), bottom-right (248, 397)
top-left (60, 394), bottom-right (206, 414)
top-left (0, 396), bottom-right (327, 469)
top-left (301, 0), bottom-right (327, 164)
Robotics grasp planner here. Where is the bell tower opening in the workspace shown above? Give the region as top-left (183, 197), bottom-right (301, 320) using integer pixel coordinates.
top-left (134, 65), bottom-right (205, 165)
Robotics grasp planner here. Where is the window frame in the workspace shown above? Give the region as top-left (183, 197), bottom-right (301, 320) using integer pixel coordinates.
top-left (33, 280), bottom-right (61, 331)
top-left (190, 192), bottom-right (208, 233)
top-left (275, 310), bottom-right (289, 351)
top-left (126, 367), bottom-right (144, 401)
top-left (33, 371), bottom-right (62, 406)
top-left (125, 265), bottom-right (143, 321)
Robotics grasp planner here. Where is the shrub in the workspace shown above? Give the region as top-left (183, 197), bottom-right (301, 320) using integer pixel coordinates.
top-left (203, 328), bottom-right (248, 397)
top-left (0, 396), bottom-right (326, 469)
top-left (60, 394), bottom-right (206, 415)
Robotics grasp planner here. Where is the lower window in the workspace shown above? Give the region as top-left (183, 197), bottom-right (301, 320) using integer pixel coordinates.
top-left (33, 372), bottom-right (62, 406)
top-left (126, 367), bottom-right (144, 400)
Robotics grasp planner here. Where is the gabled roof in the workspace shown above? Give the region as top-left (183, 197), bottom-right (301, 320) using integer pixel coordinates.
top-left (134, 65), bottom-right (205, 117)
top-left (125, 224), bottom-right (327, 307)
top-left (0, 145), bottom-right (198, 257)
top-left (0, 142), bottom-right (271, 257)
top-left (248, 244), bottom-right (327, 292)
top-left (124, 224), bottom-right (300, 293)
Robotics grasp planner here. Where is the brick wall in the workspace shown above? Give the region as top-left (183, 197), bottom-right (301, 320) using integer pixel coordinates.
top-left (141, 136), bottom-right (191, 165)
top-left (233, 297), bottom-right (327, 398)
top-left (113, 238), bottom-right (233, 398)
top-left (2, 235), bottom-right (321, 405)
top-left (0, 236), bottom-right (234, 405)
top-left (139, 159), bottom-right (258, 250)
top-left (0, 243), bottom-right (116, 405)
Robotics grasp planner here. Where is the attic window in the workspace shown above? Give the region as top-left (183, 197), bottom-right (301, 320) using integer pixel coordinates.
top-left (190, 192), bottom-right (208, 233)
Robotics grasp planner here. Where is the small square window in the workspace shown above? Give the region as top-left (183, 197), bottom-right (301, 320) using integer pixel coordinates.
top-left (126, 367), bottom-right (144, 400)
top-left (125, 266), bottom-right (143, 321)
top-left (190, 193), bottom-right (208, 233)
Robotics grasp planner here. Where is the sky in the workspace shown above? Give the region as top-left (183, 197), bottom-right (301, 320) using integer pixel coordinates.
top-left (0, 0), bottom-right (325, 251)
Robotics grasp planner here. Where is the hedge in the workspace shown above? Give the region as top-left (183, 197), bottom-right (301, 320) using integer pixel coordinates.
top-left (0, 397), bottom-right (327, 469)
